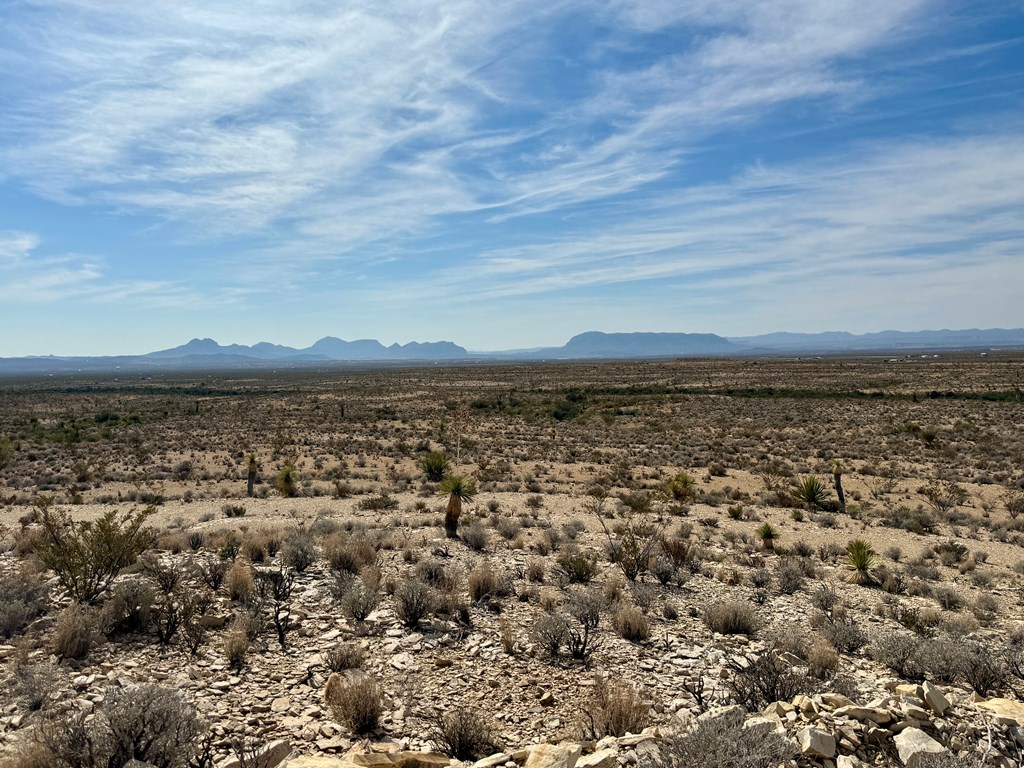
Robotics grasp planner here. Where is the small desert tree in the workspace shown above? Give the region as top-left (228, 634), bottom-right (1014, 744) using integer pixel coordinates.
top-left (439, 474), bottom-right (476, 538)
top-left (35, 506), bottom-right (154, 604)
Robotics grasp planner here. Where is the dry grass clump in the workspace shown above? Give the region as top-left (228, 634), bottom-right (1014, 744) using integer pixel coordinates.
top-left (223, 561), bottom-right (255, 603)
top-left (580, 676), bottom-right (650, 739)
top-left (702, 600), bottom-right (757, 635)
top-left (325, 673), bottom-right (382, 734)
top-left (51, 605), bottom-right (95, 660)
top-left (324, 533), bottom-right (378, 574)
top-left (613, 603), bottom-right (650, 642)
top-left (223, 627), bottom-right (251, 669)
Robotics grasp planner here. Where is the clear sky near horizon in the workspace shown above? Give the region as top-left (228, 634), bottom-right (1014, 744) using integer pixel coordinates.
top-left (1, 1), bottom-right (1023, 356)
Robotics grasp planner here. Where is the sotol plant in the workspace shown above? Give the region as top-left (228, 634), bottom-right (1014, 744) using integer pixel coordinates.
top-left (846, 539), bottom-right (878, 585)
top-left (795, 476), bottom-right (831, 509)
top-left (418, 450), bottom-right (451, 482)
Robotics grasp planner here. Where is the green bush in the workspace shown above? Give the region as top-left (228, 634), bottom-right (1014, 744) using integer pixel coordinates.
top-left (34, 506), bottom-right (154, 603)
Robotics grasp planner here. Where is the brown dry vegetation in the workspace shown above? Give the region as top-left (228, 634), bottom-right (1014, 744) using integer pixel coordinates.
top-left (1, 354), bottom-right (1023, 764)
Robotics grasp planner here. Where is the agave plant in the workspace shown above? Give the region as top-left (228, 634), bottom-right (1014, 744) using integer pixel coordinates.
top-left (845, 539), bottom-right (878, 585)
top-left (755, 523), bottom-right (779, 551)
top-left (795, 476), bottom-right (831, 509)
top-left (439, 474), bottom-right (477, 538)
top-left (418, 450), bottom-right (451, 482)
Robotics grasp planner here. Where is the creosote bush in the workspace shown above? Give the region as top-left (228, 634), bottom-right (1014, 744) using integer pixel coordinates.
top-left (34, 506), bottom-right (154, 604)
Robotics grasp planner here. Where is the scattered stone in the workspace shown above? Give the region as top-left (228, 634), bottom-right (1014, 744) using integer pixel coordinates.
top-left (893, 727), bottom-right (945, 767)
top-left (921, 683), bottom-right (949, 717)
top-left (799, 727), bottom-right (836, 759)
top-left (524, 743), bottom-right (582, 768)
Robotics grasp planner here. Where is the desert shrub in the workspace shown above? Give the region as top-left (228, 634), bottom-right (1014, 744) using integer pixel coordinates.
top-left (324, 534), bottom-right (378, 574)
top-left (495, 517), bottom-right (522, 541)
top-left (281, 529), bottom-right (317, 572)
top-left (807, 640), bottom-right (840, 679)
top-left (340, 579), bottom-right (380, 621)
top-left (972, 593), bottom-right (998, 624)
top-left (726, 647), bottom-right (809, 711)
top-left (431, 709), bottom-right (500, 761)
top-left (0, 573), bottom-right (48, 639)
top-left (531, 612), bottom-right (568, 659)
top-left (357, 493), bottom-right (400, 511)
top-left (957, 642), bottom-right (1007, 696)
top-left (580, 676), bottom-right (649, 739)
top-left (776, 560), bottom-right (804, 594)
top-left (323, 642), bottom-right (365, 672)
top-left (34, 506), bottom-right (154, 603)
top-left (821, 613), bottom-right (868, 654)
top-left (326, 674), bottom-right (382, 734)
top-left (661, 536), bottom-right (701, 572)
top-left (526, 559), bottom-right (546, 583)
top-left (223, 561), bottom-right (255, 603)
top-left (597, 515), bottom-right (663, 581)
top-left (467, 561), bottom-right (501, 602)
top-left (703, 600), bottom-right (757, 635)
top-left (556, 548), bottom-right (599, 584)
top-left (254, 565), bottom-right (296, 648)
top-left (933, 586), bottom-right (965, 611)
top-left (613, 603), bottom-right (650, 642)
top-left (460, 521), bottom-right (489, 552)
top-left (223, 627), bottom-right (250, 669)
top-left (652, 713), bottom-right (795, 768)
top-left (416, 559), bottom-right (458, 591)
top-left (36, 683), bottom-right (207, 768)
top-left (199, 558), bottom-right (228, 591)
top-left (817, 542), bottom-right (843, 562)
top-left (9, 662), bottom-right (59, 712)
top-left (51, 605), bottom-right (95, 660)
top-left (750, 567), bottom-right (771, 590)
top-left (394, 579), bottom-right (435, 628)
top-left (222, 504), bottom-right (246, 518)
top-left (419, 451), bottom-right (451, 482)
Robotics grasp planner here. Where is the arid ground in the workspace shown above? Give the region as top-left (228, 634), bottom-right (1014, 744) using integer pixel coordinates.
top-left (1, 354), bottom-right (1023, 768)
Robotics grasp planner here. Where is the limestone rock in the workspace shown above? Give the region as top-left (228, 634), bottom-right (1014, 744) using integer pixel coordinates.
top-left (575, 749), bottom-right (617, 768)
top-left (799, 727), bottom-right (836, 758)
top-left (283, 758), bottom-right (352, 768)
top-left (390, 753), bottom-right (450, 768)
top-left (524, 743), bottom-right (582, 768)
top-left (921, 683), bottom-right (949, 717)
top-left (470, 754), bottom-right (514, 768)
top-left (893, 727), bottom-right (945, 767)
top-left (976, 698), bottom-right (1024, 726)
top-left (834, 706), bottom-right (892, 725)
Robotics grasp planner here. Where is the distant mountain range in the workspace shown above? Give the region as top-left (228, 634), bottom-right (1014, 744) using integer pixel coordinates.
top-left (2, 328), bottom-right (1022, 373)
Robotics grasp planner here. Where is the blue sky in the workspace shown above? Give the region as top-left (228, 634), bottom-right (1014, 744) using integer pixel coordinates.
top-left (1, 0), bottom-right (1023, 355)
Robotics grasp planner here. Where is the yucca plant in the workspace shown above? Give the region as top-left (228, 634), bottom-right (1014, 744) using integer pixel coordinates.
top-left (418, 450), bottom-right (451, 482)
top-left (795, 476), bottom-right (830, 509)
top-left (755, 523), bottom-right (779, 551)
top-left (276, 462), bottom-right (300, 497)
top-left (832, 460), bottom-right (847, 512)
top-left (845, 539), bottom-right (878, 585)
top-left (439, 474), bottom-right (477, 538)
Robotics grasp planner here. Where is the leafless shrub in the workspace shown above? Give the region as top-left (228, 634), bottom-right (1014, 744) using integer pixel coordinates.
top-left (652, 714), bottom-right (794, 768)
top-left (431, 709), bottom-right (501, 761)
